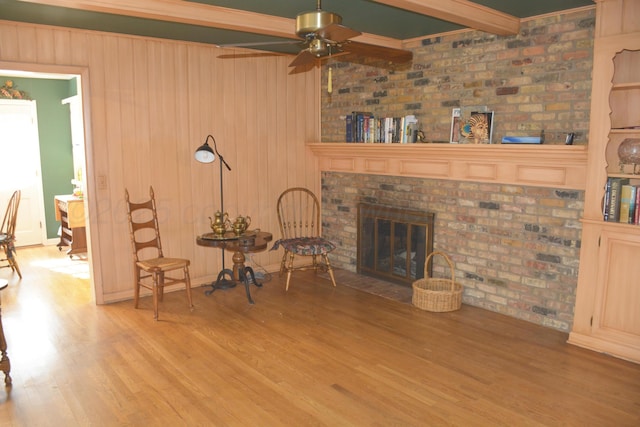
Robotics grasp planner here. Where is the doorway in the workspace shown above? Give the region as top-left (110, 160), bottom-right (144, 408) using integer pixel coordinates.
top-left (0, 64), bottom-right (97, 301)
top-left (0, 99), bottom-right (46, 246)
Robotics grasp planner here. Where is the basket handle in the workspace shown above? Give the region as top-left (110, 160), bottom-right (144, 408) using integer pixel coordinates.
top-left (424, 251), bottom-right (456, 291)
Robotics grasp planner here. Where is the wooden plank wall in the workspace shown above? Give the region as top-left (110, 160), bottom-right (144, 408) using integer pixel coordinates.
top-left (0, 20), bottom-right (321, 303)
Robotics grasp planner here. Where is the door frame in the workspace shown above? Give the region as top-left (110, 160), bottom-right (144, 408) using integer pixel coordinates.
top-left (0, 60), bottom-right (103, 304)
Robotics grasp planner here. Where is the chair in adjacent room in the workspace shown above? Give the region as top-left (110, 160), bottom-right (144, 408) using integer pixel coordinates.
top-left (274, 187), bottom-right (337, 291)
top-left (0, 190), bottom-right (22, 279)
top-left (125, 187), bottom-right (193, 320)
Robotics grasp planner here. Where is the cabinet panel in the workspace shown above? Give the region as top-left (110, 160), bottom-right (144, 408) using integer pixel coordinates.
top-left (594, 230), bottom-right (640, 338)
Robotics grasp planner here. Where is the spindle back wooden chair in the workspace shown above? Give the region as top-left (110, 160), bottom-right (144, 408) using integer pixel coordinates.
top-left (0, 190), bottom-right (22, 279)
top-left (274, 187), bottom-right (337, 291)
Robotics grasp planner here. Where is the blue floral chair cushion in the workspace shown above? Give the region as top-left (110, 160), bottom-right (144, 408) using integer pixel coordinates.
top-left (271, 237), bottom-right (336, 255)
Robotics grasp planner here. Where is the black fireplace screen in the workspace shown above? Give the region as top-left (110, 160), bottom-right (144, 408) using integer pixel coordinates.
top-left (357, 203), bottom-right (434, 286)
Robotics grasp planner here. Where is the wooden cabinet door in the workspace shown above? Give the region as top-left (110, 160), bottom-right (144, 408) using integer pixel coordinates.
top-left (592, 229), bottom-right (640, 355)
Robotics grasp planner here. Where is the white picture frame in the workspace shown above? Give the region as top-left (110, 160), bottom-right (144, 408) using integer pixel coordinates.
top-left (450, 108), bottom-right (462, 143)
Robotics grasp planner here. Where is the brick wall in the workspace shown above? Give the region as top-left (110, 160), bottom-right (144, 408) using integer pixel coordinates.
top-left (321, 8), bottom-right (595, 144)
top-left (317, 9), bottom-right (594, 332)
top-left (321, 173), bottom-right (584, 332)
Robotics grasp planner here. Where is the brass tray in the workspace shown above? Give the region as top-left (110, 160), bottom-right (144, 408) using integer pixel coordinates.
top-left (200, 230), bottom-right (256, 241)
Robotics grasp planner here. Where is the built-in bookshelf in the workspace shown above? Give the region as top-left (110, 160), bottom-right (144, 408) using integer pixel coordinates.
top-left (602, 52), bottom-right (640, 225)
top-left (569, 0), bottom-right (640, 364)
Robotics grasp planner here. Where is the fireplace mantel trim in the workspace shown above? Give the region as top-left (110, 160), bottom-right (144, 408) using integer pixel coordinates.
top-left (308, 143), bottom-right (588, 190)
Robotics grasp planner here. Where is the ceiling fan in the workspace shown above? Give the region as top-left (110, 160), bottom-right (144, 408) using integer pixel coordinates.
top-left (221, 0), bottom-right (412, 69)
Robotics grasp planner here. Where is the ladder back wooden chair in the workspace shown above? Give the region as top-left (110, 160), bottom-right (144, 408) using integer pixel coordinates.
top-left (125, 187), bottom-right (193, 320)
top-left (0, 190), bottom-right (22, 279)
top-left (274, 187), bottom-right (337, 291)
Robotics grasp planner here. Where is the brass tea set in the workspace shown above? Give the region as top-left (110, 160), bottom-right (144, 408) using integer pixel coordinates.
top-left (209, 211), bottom-right (251, 236)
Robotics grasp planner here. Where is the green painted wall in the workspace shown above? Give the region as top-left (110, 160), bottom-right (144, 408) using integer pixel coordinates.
top-left (0, 76), bottom-right (75, 239)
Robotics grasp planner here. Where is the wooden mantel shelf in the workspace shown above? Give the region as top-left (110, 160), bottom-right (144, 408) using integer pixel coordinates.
top-left (308, 143), bottom-right (588, 190)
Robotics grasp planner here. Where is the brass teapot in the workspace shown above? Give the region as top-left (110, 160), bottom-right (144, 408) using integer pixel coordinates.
top-left (232, 215), bottom-right (251, 235)
top-left (209, 211), bottom-right (230, 236)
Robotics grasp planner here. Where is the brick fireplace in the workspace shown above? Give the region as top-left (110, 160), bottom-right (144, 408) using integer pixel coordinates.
top-left (311, 7), bottom-right (593, 334)
top-left (319, 164), bottom-right (584, 333)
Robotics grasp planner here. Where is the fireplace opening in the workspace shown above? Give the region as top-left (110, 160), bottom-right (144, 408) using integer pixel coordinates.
top-left (357, 203), bottom-right (435, 286)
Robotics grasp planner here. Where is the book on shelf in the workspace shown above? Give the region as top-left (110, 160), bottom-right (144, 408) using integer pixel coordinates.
top-left (605, 177), bottom-right (630, 222)
top-left (345, 111), bottom-right (372, 143)
top-left (344, 113), bottom-right (419, 143)
top-left (619, 184), bottom-right (636, 224)
top-left (603, 179), bottom-right (611, 221)
top-left (345, 114), bottom-right (353, 142)
top-left (633, 185), bottom-right (640, 225)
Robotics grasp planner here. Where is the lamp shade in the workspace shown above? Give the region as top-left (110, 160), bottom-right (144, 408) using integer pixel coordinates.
top-left (194, 141), bottom-right (215, 163)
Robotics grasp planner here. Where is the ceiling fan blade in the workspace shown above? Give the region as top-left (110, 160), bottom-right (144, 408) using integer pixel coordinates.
top-left (288, 62), bottom-right (317, 75)
top-left (288, 49), bottom-right (350, 73)
top-left (289, 49), bottom-right (318, 67)
top-left (343, 41), bottom-right (413, 63)
top-left (217, 52), bottom-right (284, 59)
top-left (318, 23), bottom-right (362, 43)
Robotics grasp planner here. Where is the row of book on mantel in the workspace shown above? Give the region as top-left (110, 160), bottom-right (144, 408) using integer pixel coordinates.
top-left (346, 112), bottom-right (419, 143)
top-left (604, 177), bottom-right (640, 224)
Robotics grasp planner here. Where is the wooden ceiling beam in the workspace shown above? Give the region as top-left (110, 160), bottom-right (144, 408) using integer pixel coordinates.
top-left (17, 0), bottom-right (405, 49)
top-left (370, 0), bottom-right (520, 35)
top-left (18, 0), bottom-right (295, 38)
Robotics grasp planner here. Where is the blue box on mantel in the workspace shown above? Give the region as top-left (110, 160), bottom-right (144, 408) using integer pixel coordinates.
top-left (501, 136), bottom-right (542, 144)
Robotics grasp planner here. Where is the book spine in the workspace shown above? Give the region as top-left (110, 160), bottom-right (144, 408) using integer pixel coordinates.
top-left (367, 114), bottom-right (376, 142)
top-left (629, 185), bottom-right (637, 224)
top-left (603, 178), bottom-right (612, 221)
top-left (635, 186), bottom-right (640, 225)
top-left (345, 114), bottom-right (353, 143)
top-left (607, 178), bottom-right (629, 222)
top-left (607, 178), bottom-right (620, 222)
top-left (619, 184), bottom-right (633, 223)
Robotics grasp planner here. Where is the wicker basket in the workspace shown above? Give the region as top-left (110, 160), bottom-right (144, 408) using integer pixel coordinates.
top-left (412, 251), bottom-right (462, 312)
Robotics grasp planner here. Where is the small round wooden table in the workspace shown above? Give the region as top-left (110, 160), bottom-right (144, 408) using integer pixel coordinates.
top-left (0, 279), bottom-right (11, 387)
top-left (196, 230), bottom-right (272, 304)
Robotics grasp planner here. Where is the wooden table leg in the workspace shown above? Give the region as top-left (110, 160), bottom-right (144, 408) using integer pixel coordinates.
top-left (231, 251), bottom-right (246, 281)
top-left (0, 281), bottom-right (11, 387)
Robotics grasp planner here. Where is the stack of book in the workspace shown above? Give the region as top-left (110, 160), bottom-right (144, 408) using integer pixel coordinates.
top-left (603, 177), bottom-right (640, 224)
top-left (346, 112), bottom-right (418, 143)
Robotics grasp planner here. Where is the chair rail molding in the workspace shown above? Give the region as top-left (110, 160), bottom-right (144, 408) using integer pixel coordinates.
top-left (308, 143), bottom-right (588, 189)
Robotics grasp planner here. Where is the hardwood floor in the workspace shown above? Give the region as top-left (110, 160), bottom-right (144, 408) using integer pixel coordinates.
top-left (0, 246), bottom-right (638, 426)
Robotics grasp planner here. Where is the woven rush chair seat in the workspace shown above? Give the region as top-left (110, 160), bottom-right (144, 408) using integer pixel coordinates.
top-left (137, 257), bottom-right (191, 271)
top-left (273, 187), bottom-right (337, 291)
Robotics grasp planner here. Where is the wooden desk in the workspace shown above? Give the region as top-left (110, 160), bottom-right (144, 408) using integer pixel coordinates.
top-left (0, 279), bottom-right (11, 387)
top-left (196, 231), bottom-right (272, 304)
top-left (54, 195), bottom-right (87, 256)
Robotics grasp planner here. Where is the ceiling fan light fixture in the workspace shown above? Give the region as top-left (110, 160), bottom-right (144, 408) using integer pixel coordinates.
top-left (309, 38), bottom-right (328, 57)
